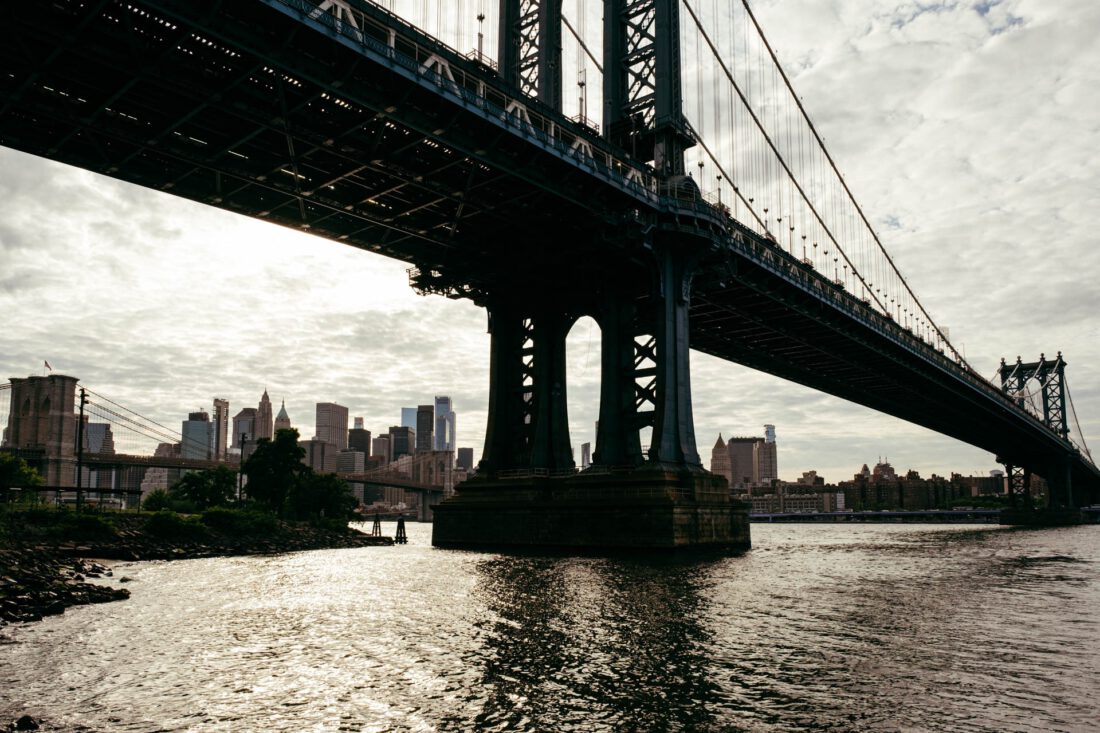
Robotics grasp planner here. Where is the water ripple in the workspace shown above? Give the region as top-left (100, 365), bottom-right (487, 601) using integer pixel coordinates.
top-left (2, 523), bottom-right (1097, 732)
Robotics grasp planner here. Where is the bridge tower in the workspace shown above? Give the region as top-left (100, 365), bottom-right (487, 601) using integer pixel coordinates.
top-left (433, 0), bottom-right (748, 551)
top-left (2, 374), bottom-right (79, 487)
top-left (998, 354), bottom-right (1076, 511)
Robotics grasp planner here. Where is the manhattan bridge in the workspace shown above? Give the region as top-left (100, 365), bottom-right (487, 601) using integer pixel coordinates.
top-left (1, 0), bottom-right (1096, 548)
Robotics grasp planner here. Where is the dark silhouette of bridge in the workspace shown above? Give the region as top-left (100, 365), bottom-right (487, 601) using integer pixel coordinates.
top-left (2, 0), bottom-right (1095, 547)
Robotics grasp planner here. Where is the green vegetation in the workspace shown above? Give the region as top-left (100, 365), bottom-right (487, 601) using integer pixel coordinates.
top-left (243, 429), bottom-right (357, 522)
top-left (201, 506), bottom-right (279, 535)
top-left (142, 488), bottom-right (172, 512)
top-left (144, 510), bottom-right (208, 541)
top-left (0, 452), bottom-right (43, 492)
top-left (169, 465), bottom-right (237, 511)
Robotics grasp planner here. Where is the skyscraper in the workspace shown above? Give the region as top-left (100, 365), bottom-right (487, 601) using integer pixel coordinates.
top-left (256, 390), bottom-right (274, 441)
top-left (757, 425), bottom-right (778, 485)
top-left (372, 435), bottom-right (391, 464)
top-left (348, 425), bottom-right (372, 455)
top-left (709, 434), bottom-right (732, 485)
top-left (232, 407), bottom-right (257, 449)
top-left (456, 447), bottom-right (474, 471)
top-left (727, 437), bottom-right (759, 489)
top-left (434, 396), bottom-right (455, 451)
top-left (212, 398), bottom-right (229, 461)
top-left (401, 407), bottom-right (417, 430)
top-left (389, 426), bottom-right (414, 459)
top-left (316, 402), bottom-right (349, 449)
top-left (182, 410), bottom-right (211, 460)
top-left (416, 404), bottom-right (434, 452)
top-left (274, 400), bottom-right (291, 433)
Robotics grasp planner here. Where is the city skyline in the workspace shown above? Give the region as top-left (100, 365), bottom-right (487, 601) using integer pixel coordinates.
top-left (2, 0), bottom-right (1099, 481)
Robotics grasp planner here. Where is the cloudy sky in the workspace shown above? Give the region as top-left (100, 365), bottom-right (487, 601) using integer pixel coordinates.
top-left (2, 0), bottom-right (1098, 483)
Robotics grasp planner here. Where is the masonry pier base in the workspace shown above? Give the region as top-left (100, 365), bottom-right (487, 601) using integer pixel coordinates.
top-left (432, 469), bottom-right (751, 552)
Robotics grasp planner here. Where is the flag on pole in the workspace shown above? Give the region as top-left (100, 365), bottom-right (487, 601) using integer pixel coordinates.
top-left (44, 360), bottom-right (52, 371)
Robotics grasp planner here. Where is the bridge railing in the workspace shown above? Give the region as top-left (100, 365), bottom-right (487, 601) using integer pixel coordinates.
top-left (270, 0), bottom-right (657, 199)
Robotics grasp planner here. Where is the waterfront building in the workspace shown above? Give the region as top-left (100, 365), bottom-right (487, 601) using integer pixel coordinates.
top-left (416, 404), bottom-right (433, 452)
top-left (316, 402), bottom-right (349, 449)
top-left (274, 400), bottom-right (291, 432)
top-left (256, 390), bottom-right (274, 441)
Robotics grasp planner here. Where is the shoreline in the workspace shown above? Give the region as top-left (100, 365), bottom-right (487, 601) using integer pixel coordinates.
top-left (0, 513), bottom-right (394, 629)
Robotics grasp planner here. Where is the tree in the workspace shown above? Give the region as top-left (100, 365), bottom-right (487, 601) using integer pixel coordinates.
top-left (170, 465), bottom-right (237, 511)
top-left (242, 428), bottom-right (305, 516)
top-left (142, 488), bottom-right (171, 512)
top-left (288, 470), bottom-right (357, 521)
top-left (0, 452), bottom-right (43, 492)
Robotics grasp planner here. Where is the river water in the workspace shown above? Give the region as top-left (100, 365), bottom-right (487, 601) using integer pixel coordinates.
top-left (2, 523), bottom-right (1098, 732)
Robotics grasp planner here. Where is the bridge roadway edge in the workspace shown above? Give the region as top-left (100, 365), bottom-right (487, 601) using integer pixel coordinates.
top-left (431, 469), bottom-right (751, 552)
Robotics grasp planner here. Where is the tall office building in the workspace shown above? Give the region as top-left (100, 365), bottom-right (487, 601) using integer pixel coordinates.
top-left (348, 425), bottom-right (372, 455)
top-left (757, 425), bottom-right (778, 485)
top-left (337, 450), bottom-right (365, 473)
top-left (727, 437), bottom-right (759, 489)
top-left (434, 396), bottom-right (455, 452)
top-left (256, 390), bottom-right (274, 441)
top-left (709, 434), bottom-right (732, 485)
top-left (182, 410), bottom-right (212, 460)
top-left (580, 442), bottom-right (592, 469)
top-left (274, 400), bottom-right (291, 433)
top-left (416, 404), bottom-right (434, 452)
top-left (299, 437), bottom-right (338, 473)
top-left (84, 423), bottom-right (115, 454)
top-left (401, 407), bottom-right (417, 430)
top-left (316, 402), bottom-right (349, 449)
top-left (232, 407), bottom-right (257, 449)
top-left (211, 398), bottom-right (229, 461)
top-left (372, 435), bottom-right (391, 464)
top-left (389, 425), bottom-right (414, 459)
top-left (456, 447), bottom-right (474, 471)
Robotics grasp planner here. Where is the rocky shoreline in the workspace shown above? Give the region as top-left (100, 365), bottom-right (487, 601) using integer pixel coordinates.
top-left (0, 514), bottom-right (393, 628)
top-left (0, 550), bottom-right (128, 626)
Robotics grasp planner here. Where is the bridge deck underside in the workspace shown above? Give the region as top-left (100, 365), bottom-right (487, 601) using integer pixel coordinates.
top-left (691, 250), bottom-right (1098, 496)
top-left (0, 0), bottom-right (639, 290)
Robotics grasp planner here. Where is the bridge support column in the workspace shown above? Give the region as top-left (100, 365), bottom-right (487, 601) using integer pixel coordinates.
top-left (434, 237), bottom-right (749, 552)
top-left (478, 298), bottom-right (575, 476)
top-left (648, 242), bottom-right (702, 468)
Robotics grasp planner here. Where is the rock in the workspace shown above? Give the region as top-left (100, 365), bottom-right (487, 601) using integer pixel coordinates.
top-left (12, 714), bottom-right (40, 730)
